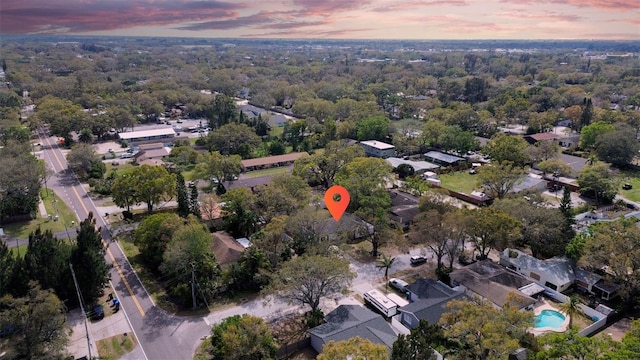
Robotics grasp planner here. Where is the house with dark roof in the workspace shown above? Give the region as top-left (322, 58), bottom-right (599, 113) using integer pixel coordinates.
top-left (449, 260), bottom-right (539, 309)
top-left (423, 151), bottom-right (466, 167)
top-left (308, 305), bottom-right (397, 355)
top-left (133, 146), bottom-right (171, 163)
top-left (389, 190), bottom-right (420, 231)
top-left (240, 152), bottom-right (307, 172)
top-left (222, 175), bottom-right (274, 192)
top-left (210, 231), bottom-right (245, 267)
top-left (395, 279), bottom-right (467, 331)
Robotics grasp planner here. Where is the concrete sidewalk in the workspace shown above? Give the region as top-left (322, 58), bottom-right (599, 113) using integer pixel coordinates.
top-left (67, 301), bottom-right (136, 359)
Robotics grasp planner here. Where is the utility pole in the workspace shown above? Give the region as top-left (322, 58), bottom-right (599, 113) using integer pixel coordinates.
top-left (191, 262), bottom-right (197, 309)
top-left (70, 263), bottom-right (92, 360)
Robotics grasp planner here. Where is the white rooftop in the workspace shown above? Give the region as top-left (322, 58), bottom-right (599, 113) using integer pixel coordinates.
top-left (118, 128), bottom-right (176, 140)
top-left (360, 140), bottom-right (395, 150)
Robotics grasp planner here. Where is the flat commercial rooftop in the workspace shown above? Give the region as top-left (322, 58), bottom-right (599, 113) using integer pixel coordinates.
top-left (118, 128), bottom-right (176, 140)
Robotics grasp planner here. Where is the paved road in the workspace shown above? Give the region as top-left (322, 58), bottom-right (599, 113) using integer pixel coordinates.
top-left (37, 129), bottom-right (209, 360)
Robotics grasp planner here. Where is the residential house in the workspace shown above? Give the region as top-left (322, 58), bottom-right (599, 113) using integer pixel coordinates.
top-left (322, 213), bottom-right (375, 241)
top-left (523, 131), bottom-right (579, 148)
top-left (389, 190), bottom-right (420, 231)
top-left (308, 305), bottom-right (397, 355)
top-left (360, 140), bottom-right (396, 159)
top-left (386, 157), bottom-right (440, 174)
top-left (499, 248), bottom-right (575, 292)
top-left (509, 174), bottom-right (548, 194)
top-left (500, 248), bottom-right (620, 300)
top-left (133, 143), bottom-right (171, 163)
top-left (423, 151), bottom-right (466, 167)
top-left (449, 260), bottom-right (540, 309)
top-left (395, 279), bottom-right (467, 331)
top-left (210, 231), bottom-right (246, 268)
top-left (240, 152), bottom-right (307, 172)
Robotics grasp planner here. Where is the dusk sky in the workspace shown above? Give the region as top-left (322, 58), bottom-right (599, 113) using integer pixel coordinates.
top-left (1, 0), bottom-right (639, 40)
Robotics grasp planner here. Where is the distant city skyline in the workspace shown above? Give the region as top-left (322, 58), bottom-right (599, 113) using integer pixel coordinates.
top-left (1, 0), bottom-right (638, 40)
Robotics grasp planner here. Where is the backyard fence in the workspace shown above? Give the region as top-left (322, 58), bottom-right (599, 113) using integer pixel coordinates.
top-left (277, 337), bottom-right (310, 359)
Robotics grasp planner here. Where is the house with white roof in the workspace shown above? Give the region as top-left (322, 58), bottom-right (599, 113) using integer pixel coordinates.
top-left (360, 140), bottom-right (396, 158)
top-left (499, 248), bottom-right (575, 292)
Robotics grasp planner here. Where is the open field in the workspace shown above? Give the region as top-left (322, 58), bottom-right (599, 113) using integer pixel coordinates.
top-left (243, 167), bottom-right (289, 178)
top-left (3, 188), bottom-right (77, 239)
top-left (105, 161), bottom-right (135, 175)
top-left (439, 171), bottom-right (480, 194)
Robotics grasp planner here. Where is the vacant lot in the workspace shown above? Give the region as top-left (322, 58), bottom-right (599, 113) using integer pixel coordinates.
top-left (439, 171), bottom-right (480, 194)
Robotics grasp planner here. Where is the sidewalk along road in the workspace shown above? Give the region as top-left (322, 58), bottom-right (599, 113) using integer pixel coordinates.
top-left (37, 130), bottom-right (210, 360)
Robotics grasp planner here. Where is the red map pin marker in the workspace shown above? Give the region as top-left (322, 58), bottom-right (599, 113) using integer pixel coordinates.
top-left (325, 185), bottom-right (350, 222)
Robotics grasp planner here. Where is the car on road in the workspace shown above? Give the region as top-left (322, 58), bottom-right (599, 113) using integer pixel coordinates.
top-left (188, 181), bottom-right (196, 188)
top-left (108, 148), bottom-right (115, 153)
top-left (90, 304), bottom-right (104, 321)
top-left (410, 255), bottom-right (427, 266)
top-left (389, 278), bottom-right (409, 292)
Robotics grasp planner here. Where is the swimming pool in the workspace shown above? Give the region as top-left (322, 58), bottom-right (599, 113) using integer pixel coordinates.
top-left (534, 309), bottom-right (566, 329)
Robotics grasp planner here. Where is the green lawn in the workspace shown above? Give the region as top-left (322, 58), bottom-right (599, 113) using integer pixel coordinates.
top-left (243, 167), bottom-right (289, 178)
top-left (269, 125), bottom-right (284, 138)
top-left (616, 170), bottom-right (640, 202)
top-left (96, 333), bottom-right (137, 360)
top-left (3, 188), bottom-right (77, 239)
top-left (439, 171), bottom-right (481, 194)
top-left (105, 161), bottom-right (135, 175)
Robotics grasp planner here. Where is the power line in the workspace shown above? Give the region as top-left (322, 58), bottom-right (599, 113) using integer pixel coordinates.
top-left (70, 263), bottom-right (92, 360)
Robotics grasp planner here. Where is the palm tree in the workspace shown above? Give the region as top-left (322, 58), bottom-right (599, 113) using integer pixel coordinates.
top-left (558, 295), bottom-right (585, 328)
top-left (376, 254), bottom-right (396, 280)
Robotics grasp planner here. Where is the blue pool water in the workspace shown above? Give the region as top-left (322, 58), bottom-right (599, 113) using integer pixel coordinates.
top-left (534, 309), bottom-right (566, 328)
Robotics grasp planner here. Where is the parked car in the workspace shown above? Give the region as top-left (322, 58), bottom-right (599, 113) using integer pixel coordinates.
top-left (389, 278), bottom-right (409, 292)
top-left (90, 304), bottom-right (104, 321)
top-left (410, 255), bottom-right (427, 266)
top-left (623, 183), bottom-right (632, 190)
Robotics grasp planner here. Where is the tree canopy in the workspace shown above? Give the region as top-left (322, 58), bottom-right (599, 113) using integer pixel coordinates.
top-left (319, 337), bottom-right (389, 360)
top-left (265, 255), bottom-right (355, 312)
top-left (0, 282), bottom-right (71, 359)
top-left (209, 314), bottom-right (278, 360)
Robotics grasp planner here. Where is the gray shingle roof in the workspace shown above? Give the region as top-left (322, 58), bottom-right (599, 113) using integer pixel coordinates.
top-left (308, 305), bottom-right (397, 350)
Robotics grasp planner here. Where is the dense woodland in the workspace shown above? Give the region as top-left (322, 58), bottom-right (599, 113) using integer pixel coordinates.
top-left (1, 38), bottom-right (640, 359)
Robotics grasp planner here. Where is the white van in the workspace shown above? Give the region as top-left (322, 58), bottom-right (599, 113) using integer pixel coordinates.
top-left (120, 153), bottom-right (133, 159)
